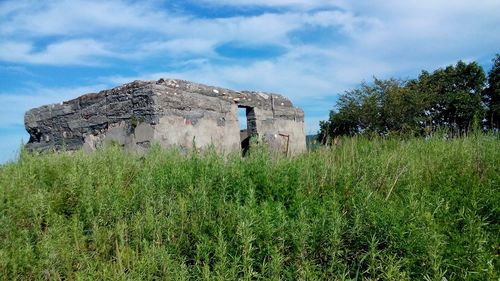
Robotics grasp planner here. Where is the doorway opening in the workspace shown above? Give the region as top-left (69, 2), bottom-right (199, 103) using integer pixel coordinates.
top-left (238, 106), bottom-right (256, 155)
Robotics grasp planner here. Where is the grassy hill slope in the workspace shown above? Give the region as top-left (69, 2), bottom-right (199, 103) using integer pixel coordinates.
top-left (1, 135), bottom-right (499, 280)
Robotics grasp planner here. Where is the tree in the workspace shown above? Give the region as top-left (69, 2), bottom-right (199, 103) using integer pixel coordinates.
top-left (318, 78), bottom-right (421, 142)
top-left (485, 54), bottom-right (500, 130)
top-left (422, 61), bottom-right (486, 134)
top-left (319, 59), bottom-right (490, 142)
top-left (377, 78), bottom-right (429, 135)
top-left (318, 90), bottom-right (364, 143)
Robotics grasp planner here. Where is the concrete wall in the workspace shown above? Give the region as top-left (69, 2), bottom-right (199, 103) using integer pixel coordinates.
top-left (250, 107), bottom-right (306, 156)
top-left (25, 78), bottom-right (306, 156)
top-left (153, 105), bottom-right (241, 153)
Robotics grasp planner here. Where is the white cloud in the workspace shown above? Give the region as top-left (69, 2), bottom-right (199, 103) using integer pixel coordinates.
top-left (0, 0), bottom-right (168, 36)
top-left (0, 0), bottom-right (307, 42)
top-left (0, 3), bottom-right (324, 64)
top-left (1, 0), bottom-right (498, 68)
top-left (344, 0), bottom-right (500, 65)
top-left (101, 57), bottom-right (341, 106)
top-left (0, 39), bottom-right (112, 65)
top-left (195, 0), bottom-right (348, 10)
top-left (136, 39), bottom-right (217, 57)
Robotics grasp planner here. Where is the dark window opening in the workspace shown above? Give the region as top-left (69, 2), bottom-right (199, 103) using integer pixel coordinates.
top-left (238, 106), bottom-right (256, 155)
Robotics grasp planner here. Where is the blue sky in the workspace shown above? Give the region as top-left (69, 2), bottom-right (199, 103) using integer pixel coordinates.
top-left (1, 0), bottom-right (499, 162)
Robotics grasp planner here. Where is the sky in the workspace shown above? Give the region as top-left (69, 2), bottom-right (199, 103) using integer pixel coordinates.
top-left (0, 0), bottom-right (499, 162)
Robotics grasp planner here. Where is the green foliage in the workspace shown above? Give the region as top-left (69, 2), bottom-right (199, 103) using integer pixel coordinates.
top-left (320, 59), bottom-right (490, 142)
top-left (485, 54), bottom-right (500, 130)
top-left (1, 137), bottom-right (499, 280)
top-left (423, 61), bottom-right (486, 133)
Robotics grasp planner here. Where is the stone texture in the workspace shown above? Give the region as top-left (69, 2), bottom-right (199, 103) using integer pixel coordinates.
top-left (25, 78), bottom-right (306, 155)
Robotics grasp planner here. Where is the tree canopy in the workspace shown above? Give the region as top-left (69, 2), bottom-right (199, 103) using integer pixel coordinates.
top-left (485, 54), bottom-right (500, 129)
top-left (319, 57), bottom-right (499, 143)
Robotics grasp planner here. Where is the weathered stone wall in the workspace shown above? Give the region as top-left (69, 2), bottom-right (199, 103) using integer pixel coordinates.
top-left (25, 79), bottom-right (306, 155)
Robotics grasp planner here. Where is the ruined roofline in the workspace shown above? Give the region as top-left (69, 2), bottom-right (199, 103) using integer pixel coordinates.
top-left (53, 78), bottom-right (298, 109)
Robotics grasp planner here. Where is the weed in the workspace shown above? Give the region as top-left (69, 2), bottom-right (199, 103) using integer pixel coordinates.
top-left (0, 135), bottom-right (498, 279)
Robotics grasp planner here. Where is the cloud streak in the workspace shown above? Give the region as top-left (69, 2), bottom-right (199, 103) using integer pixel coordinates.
top-left (195, 0), bottom-right (348, 10)
top-left (0, 39), bottom-right (113, 65)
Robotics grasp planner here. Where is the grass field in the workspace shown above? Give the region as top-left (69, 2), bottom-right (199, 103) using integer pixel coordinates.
top-left (0, 134), bottom-right (499, 280)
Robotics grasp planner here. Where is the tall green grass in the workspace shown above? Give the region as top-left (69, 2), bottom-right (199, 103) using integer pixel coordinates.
top-left (0, 135), bottom-right (499, 280)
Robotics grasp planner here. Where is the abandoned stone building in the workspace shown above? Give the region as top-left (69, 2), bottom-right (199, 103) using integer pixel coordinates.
top-left (24, 79), bottom-right (306, 156)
